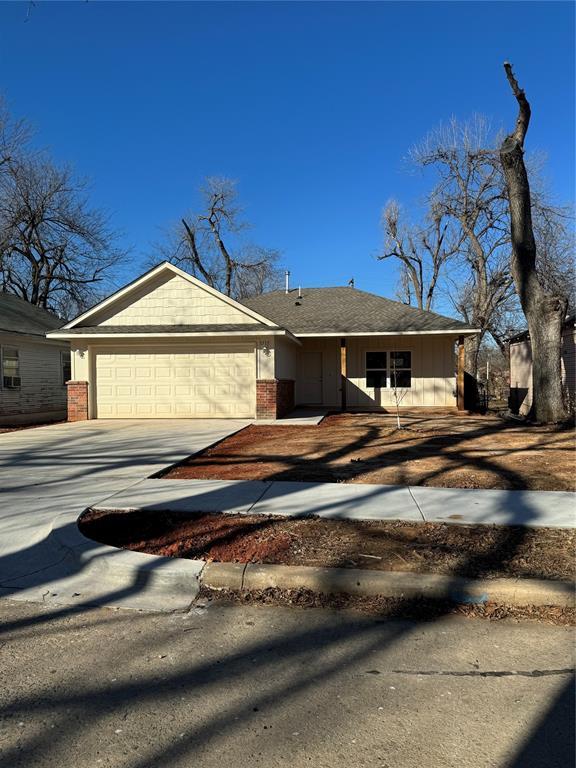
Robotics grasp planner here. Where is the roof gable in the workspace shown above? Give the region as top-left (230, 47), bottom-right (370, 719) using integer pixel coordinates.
top-left (242, 286), bottom-right (477, 335)
top-left (64, 262), bottom-right (278, 329)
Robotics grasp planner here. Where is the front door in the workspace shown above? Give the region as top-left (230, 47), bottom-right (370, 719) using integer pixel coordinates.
top-left (300, 350), bottom-right (323, 404)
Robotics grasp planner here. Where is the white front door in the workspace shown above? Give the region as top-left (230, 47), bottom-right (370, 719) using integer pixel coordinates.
top-left (300, 350), bottom-right (323, 404)
top-left (95, 345), bottom-right (256, 418)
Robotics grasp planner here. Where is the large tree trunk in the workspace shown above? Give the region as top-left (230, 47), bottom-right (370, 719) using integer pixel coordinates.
top-left (499, 63), bottom-right (568, 423)
top-left (464, 333), bottom-right (482, 379)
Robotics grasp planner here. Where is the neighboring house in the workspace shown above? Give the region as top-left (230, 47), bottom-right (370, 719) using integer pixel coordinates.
top-left (508, 316), bottom-right (576, 416)
top-left (0, 293), bottom-right (70, 425)
top-left (47, 262), bottom-right (478, 421)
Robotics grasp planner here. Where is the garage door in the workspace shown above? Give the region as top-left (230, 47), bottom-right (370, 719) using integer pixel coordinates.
top-left (95, 346), bottom-right (256, 418)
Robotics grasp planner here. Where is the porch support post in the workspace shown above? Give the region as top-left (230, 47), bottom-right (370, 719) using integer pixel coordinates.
top-left (457, 335), bottom-right (465, 411)
top-left (340, 337), bottom-right (347, 411)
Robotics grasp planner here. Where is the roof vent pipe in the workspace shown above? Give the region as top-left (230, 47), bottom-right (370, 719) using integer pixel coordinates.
top-left (285, 270), bottom-right (290, 294)
top-left (298, 286), bottom-right (302, 299)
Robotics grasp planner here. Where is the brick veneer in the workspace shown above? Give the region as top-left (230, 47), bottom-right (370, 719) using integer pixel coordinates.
top-left (67, 381), bottom-right (89, 422)
top-left (256, 379), bottom-right (295, 419)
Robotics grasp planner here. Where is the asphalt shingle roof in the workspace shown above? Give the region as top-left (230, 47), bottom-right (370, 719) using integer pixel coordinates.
top-left (241, 287), bottom-right (475, 335)
top-left (0, 292), bottom-right (64, 336)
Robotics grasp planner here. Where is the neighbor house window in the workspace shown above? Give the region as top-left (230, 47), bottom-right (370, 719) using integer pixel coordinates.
top-left (61, 351), bottom-right (71, 384)
top-left (390, 350), bottom-right (412, 388)
top-left (365, 351), bottom-right (387, 388)
top-left (2, 347), bottom-right (21, 389)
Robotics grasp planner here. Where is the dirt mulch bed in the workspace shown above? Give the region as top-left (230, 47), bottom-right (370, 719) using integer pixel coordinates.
top-left (163, 413), bottom-right (575, 491)
top-left (78, 508), bottom-right (576, 582)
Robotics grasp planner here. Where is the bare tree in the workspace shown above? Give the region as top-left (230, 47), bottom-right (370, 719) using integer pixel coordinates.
top-left (380, 199), bottom-right (459, 311)
top-left (0, 156), bottom-right (125, 319)
top-left (157, 177), bottom-right (282, 300)
top-left (407, 115), bottom-right (573, 380)
top-left (394, 262), bottom-right (414, 306)
top-left (409, 117), bottom-right (517, 376)
top-left (446, 255), bottom-right (515, 358)
top-left (0, 100), bottom-right (125, 319)
top-left (477, 342), bottom-right (509, 402)
top-left (531, 198), bottom-right (575, 311)
top-left (0, 98), bottom-right (30, 170)
top-left (499, 63), bottom-right (569, 423)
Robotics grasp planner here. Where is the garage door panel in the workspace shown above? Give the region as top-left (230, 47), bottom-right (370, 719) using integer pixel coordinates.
top-left (95, 346), bottom-right (255, 418)
top-left (116, 403), bottom-right (135, 417)
top-left (134, 403), bottom-right (155, 416)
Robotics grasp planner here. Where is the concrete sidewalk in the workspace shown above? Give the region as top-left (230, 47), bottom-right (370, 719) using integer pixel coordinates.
top-left (92, 477), bottom-right (576, 528)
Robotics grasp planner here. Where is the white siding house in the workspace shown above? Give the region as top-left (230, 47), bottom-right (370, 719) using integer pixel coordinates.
top-left (0, 294), bottom-right (70, 425)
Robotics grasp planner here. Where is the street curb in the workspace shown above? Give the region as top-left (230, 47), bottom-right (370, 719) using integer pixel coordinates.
top-left (48, 511), bottom-right (206, 597)
top-left (201, 562), bottom-right (574, 608)
top-left (48, 514), bottom-right (575, 610)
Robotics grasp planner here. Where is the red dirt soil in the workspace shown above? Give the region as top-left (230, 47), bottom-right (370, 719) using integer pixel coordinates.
top-left (78, 508), bottom-right (576, 582)
top-left (163, 413), bottom-right (575, 491)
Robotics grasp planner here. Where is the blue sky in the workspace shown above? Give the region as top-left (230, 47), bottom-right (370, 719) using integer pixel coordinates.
top-left (0, 1), bottom-right (574, 309)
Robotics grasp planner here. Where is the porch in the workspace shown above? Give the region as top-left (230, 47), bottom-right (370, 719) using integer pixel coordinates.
top-left (282, 334), bottom-right (467, 411)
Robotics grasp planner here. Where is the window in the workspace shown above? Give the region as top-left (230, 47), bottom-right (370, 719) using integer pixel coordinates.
top-left (390, 350), bottom-right (412, 388)
top-left (366, 351), bottom-right (387, 388)
top-left (2, 347), bottom-right (21, 389)
top-left (61, 351), bottom-right (71, 384)
top-left (365, 350), bottom-right (412, 389)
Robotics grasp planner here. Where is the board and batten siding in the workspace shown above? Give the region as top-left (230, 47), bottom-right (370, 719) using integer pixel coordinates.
top-left (0, 333), bottom-right (69, 424)
top-left (89, 273), bottom-right (261, 327)
top-left (294, 335), bottom-right (457, 408)
top-left (274, 336), bottom-right (299, 381)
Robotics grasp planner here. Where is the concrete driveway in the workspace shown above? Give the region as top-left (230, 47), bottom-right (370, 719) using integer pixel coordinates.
top-left (0, 419), bottom-right (248, 607)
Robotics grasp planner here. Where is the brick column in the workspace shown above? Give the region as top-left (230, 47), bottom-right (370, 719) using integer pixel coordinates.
top-left (256, 379), bottom-right (295, 419)
top-left (67, 381), bottom-right (89, 422)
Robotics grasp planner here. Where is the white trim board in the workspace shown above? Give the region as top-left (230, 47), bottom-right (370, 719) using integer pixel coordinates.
top-left (295, 330), bottom-right (480, 337)
top-left (48, 329), bottom-right (300, 341)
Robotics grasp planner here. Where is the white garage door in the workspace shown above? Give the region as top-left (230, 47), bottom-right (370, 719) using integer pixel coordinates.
top-left (95, 346), bottom-right (256, 418)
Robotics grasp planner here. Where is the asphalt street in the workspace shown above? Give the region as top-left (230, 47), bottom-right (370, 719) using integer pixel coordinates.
top-left (0, 597), bottom-right (573, 768)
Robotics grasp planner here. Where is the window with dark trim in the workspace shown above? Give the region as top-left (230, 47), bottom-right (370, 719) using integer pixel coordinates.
top-left (61, 351), bottom-right (71, 384)
top-left (390, 350), bottom-right (412, 388)
top-left (2, 347), bottom-right (21, 389)
top-left (365, 351), bottom-right (387, 388)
